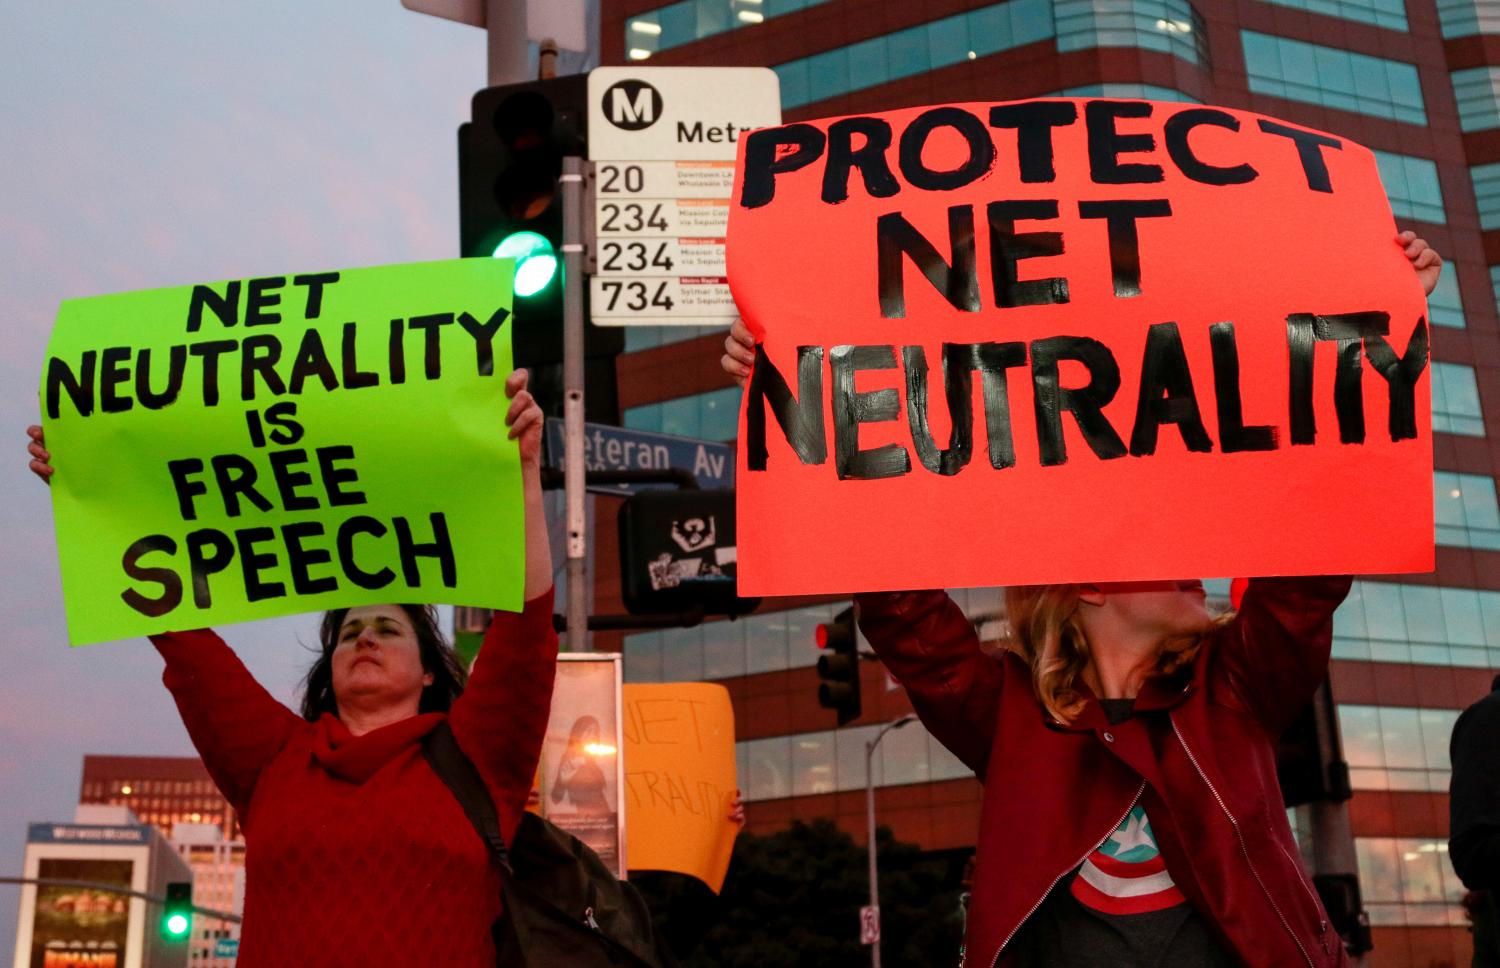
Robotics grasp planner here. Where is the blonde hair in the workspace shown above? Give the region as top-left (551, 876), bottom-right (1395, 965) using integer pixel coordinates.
top-left (1004, 584), bottom-right (1231, 725)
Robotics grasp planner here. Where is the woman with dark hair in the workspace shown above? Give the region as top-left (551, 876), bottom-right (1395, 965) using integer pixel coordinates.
top-left (302, 602), bottom-right (471, 722)
top-left (27, 369), bottom-right (557, 968)
top-left (720, 234), bottom-right (1443, 968)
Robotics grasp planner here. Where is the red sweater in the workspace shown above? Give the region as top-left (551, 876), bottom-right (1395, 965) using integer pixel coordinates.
top-left (151, 590), bottom-right (557, 968)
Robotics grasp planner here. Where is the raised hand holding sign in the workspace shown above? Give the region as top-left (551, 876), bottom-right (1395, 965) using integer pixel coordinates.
top-left (727, 99), bottom-right (1435, 595)
top-left (39, 259), bottom-right (525, 644)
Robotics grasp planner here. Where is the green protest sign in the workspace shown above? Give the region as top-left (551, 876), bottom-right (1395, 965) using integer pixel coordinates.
top-left (41, 258), bottom-right (523, 645)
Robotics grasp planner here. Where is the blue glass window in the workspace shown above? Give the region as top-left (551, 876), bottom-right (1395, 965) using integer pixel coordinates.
top-left (774, 0), bottom-right (1055, 109)
top-left (1241, 31), bottom-right (1425, 124)
top-left (625, 0), bottom-right (834, 59)
top-left (1436, 0), bottom-right (1500, 38)
top-left (623, 325), bottom-right (721, 353)
top-left (1355, 837), bottom-right (1466, 927)
top-left (1432, 362), bottom-right (1485, 437)
top-left (1060, 84), bottom-right (1201, 103)
top-left (1054, 0), bottom-right (1204, 63)
top-left (1472, 161), bottom-right (1500, 230)
top-left (624, 386), bottom-right (741, 441)
top-left (1452, 67), bottom-right (1500, 132)
top-left (1372, 150), bottom-right (1445, 224)
top-left (1260, 0), bottom-right (1406, 30)
top-left (741, 717), bottom-right (975, 802)
top-left (1427, 265), bottom-right (1464, 329)
top-left (1339, 704), bottom-right (1459, 792)
top-left (624, 589), bottom-right (1002, 682)
top-left (1333, 579), bottom-right (1500, 667)
top-left (1435, 471), bottom-right (1500, 549)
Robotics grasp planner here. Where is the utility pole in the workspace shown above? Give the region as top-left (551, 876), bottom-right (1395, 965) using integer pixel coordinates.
top-left (480, 0), bottom-right (586, 649)
top-left (560, 152), bottom-right (588, 650)
top-left (485, 0), bottom-right (528, 85)
top-left (865, 714), bottom-right (917, 968)
top-left (1305, 683), bottom-right (1371, 963)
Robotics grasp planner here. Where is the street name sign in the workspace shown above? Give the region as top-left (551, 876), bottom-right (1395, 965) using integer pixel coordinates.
top-left (543, 417), bottom-right (735, 495)
top-left (587, 66), bottom-right (780, 326)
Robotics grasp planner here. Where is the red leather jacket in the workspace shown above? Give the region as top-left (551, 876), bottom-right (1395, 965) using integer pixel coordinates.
top-left (856, 577), bottom-right (1352, 968)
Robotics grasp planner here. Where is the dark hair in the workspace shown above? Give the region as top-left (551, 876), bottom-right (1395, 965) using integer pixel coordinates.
top-left (299, 604), bottom-right (468, 722)
top-left (565, 715), bottom-right (602, 756)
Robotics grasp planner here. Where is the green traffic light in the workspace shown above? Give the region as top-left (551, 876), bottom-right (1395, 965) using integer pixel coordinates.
top-left (493, 231), bottom-right (558, 297)
top-left (164, 912), bottom-right (190, 937)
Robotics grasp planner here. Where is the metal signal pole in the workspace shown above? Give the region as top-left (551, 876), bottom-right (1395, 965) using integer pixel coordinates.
top-left (865, 714), bottom-right (917, 968)
top-left (561, 154), bottom-right (587, 651)
top-left (485, 0), bottom-right (528, 85)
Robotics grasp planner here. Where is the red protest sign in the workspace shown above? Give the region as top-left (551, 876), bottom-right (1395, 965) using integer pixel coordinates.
top-left (727, 100), bottom-right (1433, 597)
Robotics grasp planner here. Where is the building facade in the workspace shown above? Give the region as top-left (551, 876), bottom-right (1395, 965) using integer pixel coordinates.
top-left (591, 2), bottom-right (1500, 965)
top-left (169, 824), bottom-right (244, 968)
top-left (80, 755), bottom-right (240, 842)
top-left (78, 757), bottom-right (246, 967)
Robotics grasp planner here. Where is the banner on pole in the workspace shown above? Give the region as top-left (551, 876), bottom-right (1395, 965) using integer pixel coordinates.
top-left (728, 100), bottom-right (1434, 595)
top-left (42, 259), bottom-right (524, 644)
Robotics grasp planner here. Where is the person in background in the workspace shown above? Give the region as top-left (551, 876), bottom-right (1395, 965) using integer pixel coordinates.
top-left (720, 233), bottom-right (1443, 968)
top-left (1451, 674), bottom-right (1500, 968)
top-left (27, 370), bottom-right (557, 968)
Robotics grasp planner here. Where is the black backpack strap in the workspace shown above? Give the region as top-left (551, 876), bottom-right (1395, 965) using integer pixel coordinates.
top-left (422, 719), bottom-right (510, 868)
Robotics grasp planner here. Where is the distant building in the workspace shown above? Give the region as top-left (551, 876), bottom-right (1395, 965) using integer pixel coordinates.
top-left (75, 758), bottom-right (247, 966)
top-left (168, 824), bottom-right (244, 968)
top-left (79, 755), bottom-right (239, 841)
top-left (11, 805), bottom-right (191, 968)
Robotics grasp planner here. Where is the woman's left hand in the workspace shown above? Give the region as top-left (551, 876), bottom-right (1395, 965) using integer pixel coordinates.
top-left (505, 369), bottom-right (543, 467)
top-left (1399, 230), bottom-right (1443, 297)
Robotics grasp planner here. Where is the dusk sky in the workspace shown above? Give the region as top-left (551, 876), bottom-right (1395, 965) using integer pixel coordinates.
top-left (0, 2), bottom-right (543, 953)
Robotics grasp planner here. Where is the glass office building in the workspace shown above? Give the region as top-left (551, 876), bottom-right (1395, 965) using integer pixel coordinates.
top-left (598, 2), bottom-right (1500, 963)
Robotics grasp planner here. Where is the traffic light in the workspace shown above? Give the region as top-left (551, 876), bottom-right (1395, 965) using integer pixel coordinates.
top-left (161, 881), bottom-right (192, 941)
top-left (1276, 683), bottom-right (1351, 807)
top-left (817, 606), bottom-right (862, 726)
top-left (459, 76), bottom-right (621, 421)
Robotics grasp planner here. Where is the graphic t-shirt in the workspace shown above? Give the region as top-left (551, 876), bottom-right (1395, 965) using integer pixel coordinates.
top-left (1070, 802), bottom-right (1187, 914)
top-left (1007, 700), bottom-right (1237, 968)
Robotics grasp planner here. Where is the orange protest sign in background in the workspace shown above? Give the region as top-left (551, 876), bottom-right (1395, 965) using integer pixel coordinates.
top-left (728, 99), bottom-right (1433, 596)
top-left (622, 683), bottom-right (739, 892)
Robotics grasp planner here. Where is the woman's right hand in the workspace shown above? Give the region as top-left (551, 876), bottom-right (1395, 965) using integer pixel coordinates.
top-left (26, 425), bottom-right (52, 485)
top-left (720, 318), bottom-right (755, 388)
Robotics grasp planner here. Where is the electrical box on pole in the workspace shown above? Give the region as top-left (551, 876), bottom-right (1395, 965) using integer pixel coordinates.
top-left (1276, 682), bottom-right (1351, 807)
top-left (617, 488), bottom-right (758, 616)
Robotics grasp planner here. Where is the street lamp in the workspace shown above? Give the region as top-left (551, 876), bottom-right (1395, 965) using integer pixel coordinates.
top-left (865, 713), bottom-right (917, 968)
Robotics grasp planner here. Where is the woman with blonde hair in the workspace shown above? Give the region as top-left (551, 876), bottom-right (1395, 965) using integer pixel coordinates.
top-left (721, 234), bottom-right (1442, 967)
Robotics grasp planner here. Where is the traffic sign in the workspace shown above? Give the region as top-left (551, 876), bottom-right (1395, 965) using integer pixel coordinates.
top-left (587, 68), bottom-right (780, 162)
top-left (860, 905), bottom-right (881, 945)
top-left (586, 67), bottom-right (780, 326)
top-left (214, 938), bottom-right (240, 958)
top-left (543, 418), bottom-right (734, 495)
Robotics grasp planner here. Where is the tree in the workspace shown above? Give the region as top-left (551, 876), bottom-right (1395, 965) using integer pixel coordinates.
top-left (634, 819), bottom-right (966, 967)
